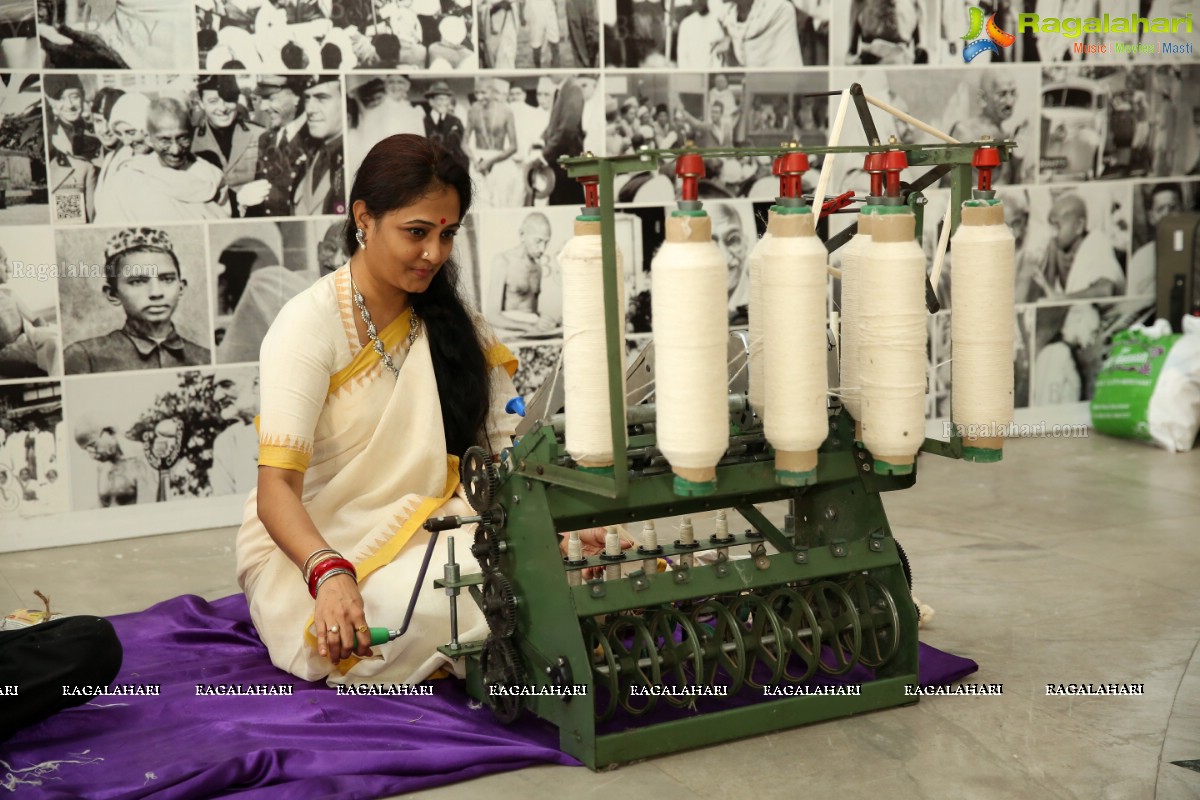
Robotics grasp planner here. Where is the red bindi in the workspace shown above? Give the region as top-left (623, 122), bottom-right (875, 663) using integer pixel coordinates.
top-left (440, 217), bottom-right (446, 224)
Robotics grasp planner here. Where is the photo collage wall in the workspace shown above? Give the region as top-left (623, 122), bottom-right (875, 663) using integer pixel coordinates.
top-left (0, 0), bottom-right (1197, 530)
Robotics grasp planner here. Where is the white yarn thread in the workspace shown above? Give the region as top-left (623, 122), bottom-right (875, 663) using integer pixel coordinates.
top-left (929, 203), bottom-right (953, 298)
top-left (810, 87), bottom-right (851, 216)
top-left (561, 232), bottom-right (627, 466)
top-left (838, 218), bottom-right (871, 421)
top-left (950, 210), bottom-right (1015, 434)
top-left (651, 237), bottom-right (730, 471)
top-left (762, 218), bottom-right (829, 457)
top-left (747, 230), bottom-right (773, 418)
top-left (860, 216), bottom-right (927, 459)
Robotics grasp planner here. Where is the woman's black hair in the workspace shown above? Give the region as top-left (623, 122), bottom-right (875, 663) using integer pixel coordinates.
top-left (345, 134), bottom-right (491, 457)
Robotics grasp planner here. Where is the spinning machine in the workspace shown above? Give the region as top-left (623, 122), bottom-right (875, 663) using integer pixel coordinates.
top-left (420, 86), bottom-right (1017, 769)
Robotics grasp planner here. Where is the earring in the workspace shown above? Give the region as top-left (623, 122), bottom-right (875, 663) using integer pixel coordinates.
top-left (355, 228), bottom-right (366, 249)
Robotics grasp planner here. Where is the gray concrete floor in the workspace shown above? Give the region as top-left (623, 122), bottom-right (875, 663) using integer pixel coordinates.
top-left (2, 434), bottom-right (1198, 799)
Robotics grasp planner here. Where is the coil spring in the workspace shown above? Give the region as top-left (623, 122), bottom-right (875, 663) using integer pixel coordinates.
top-left (583, 575), bottom-right (902, 722)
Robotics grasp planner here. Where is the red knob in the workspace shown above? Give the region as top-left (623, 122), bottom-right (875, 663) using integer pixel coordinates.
top-left (578, 174), bottom-right (600, 209)
top-left (972, 146), bottom-right (1001, 168)
top-left (777, 151), bottom-right (810, 198)
top-left (864, 152), bottom-right (886, 197)
top-left (676, 153), bottom-right (706, 202)
top-left (972, 146), bottom-right (1001, 192)
top-left (883, 148), bottom-right (907, 197)
top-left (883, 149), bottom-right (908, 171)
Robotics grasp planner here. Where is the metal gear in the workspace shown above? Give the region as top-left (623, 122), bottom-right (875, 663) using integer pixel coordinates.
top-left (480, 635), bottom-right (525, 724)
top-left (460, 445), bottom-right (500, 513)
top-left (895, 538), bottom-right (913, 590)
top-left (482, 572), bottom-right (518, 637)
top-left (472, 525), bottom-right (503, 572)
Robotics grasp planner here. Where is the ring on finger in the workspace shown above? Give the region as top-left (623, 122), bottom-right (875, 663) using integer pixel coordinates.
top-left (329, 625), bottom-right (339, 634)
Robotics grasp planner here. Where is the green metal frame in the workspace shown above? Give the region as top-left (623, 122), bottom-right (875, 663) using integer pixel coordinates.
top-left (437, 139), bottom-right (1012, 769)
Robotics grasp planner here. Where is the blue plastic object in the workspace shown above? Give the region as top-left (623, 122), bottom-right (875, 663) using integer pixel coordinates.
top-left (505, 397), bottom-right (527, 417)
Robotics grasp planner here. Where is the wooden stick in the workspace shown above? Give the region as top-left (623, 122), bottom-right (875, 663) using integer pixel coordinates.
top-left (863, 93), bottom-right (960, 145)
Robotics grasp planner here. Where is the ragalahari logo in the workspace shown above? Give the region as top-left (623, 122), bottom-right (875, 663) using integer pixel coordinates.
top-left (962, 6), bottom-right (1016, 62)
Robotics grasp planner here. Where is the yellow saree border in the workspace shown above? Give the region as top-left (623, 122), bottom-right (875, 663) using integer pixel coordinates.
top-left (485, 342), bottom-right (518, 378)
top-left (328, 307), bottom-right (415, 396)
top-left (303, 455), bottom-right (461, 675)
top-left (254, 416), bottom-right (314, 472)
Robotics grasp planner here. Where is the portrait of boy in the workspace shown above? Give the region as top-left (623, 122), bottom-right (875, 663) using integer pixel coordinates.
top-left (63, 227), bottom-right (211, 374)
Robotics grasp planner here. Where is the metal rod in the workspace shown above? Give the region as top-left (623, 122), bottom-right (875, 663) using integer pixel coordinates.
top-left (394, 530), bottom-right (441, 640)
top-left (446, 536), bottom-right (459, 650)
top-left (548, 394), bottom-right (750, 435)
top-left (600, 158), bottom-right (629, 500)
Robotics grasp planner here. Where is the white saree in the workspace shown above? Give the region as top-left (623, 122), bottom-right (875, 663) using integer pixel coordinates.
top-left (235, 264), bottom-right (518, 685)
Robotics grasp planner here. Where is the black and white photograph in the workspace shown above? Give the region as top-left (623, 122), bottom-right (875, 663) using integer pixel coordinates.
top-left (0, 72), bottom-right (47, 225)
top-left (64, 367), bottom-right (245, 509)
top-left (47, 72), bottom-right (347, 225)
top-left (830, 65), bottom-right (1038, 189)
top-left (606, 72), bottom-right (829, 203)
top-left (0, 380), bottom-right (66, 518)
top-left (1040, 64), bottom-right (1200, 183)
top-left (833, 0), bottom-right (935, 66)
top-left (509, 340), bottom-right (560, 398)
top-left (1128, 178), bottom-right (1200, 300)
top-left (57, 224), bottom-right (213, 376)
top-left (196, 0), bottom-right (476, 71)
top-left (0, 0), bottom-right (38, 68)
top-left (1031, 300), bottom-right (1106, 406)
top-left (479, 0), bottom-right (598, 68)
top-left (350, 73), bottom-right (602, 209)
top-left (605, 0), bottom-right (825, 68)
top-left (38, 0), bottom-right (196, 69)
top-left (210, 218), bottom-right (338, 364)
top-left (477, 203), bottom-right (662, 340)
top-left (208, 364), bottom-right (259, 497)
top-left (1013, 184), bottom-right (1132, 305)
top-left (0, 226), bottom-right (61, 380)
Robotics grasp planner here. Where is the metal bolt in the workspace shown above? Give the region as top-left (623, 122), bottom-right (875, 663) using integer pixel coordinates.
top-left (512, 495), bottom-right (521, 504)
top-left (824, 507), bottom-right (838, 521)
top-left (862, 464), bottom-right (870, 472)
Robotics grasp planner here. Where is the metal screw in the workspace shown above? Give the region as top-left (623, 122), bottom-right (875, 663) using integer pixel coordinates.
top-left (862, 464), bottom-right (870, 472)
top-left (824, 507), bottom-right (838, 521)
top-left (512, 495), bottom-right (521, 504)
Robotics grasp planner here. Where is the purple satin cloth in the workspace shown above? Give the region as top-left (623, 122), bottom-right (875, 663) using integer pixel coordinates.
top-left (0, 594), bottom-right (977, 799)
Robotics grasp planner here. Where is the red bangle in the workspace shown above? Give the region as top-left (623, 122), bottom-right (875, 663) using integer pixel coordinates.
top-left (308, 557), bottom-right (357, 598)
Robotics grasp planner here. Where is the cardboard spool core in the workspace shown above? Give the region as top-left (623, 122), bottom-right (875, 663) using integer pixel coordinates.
top-left (666, 214), bottom-right (712, 243)
top-left (870, 212), bottom-right (916, 243)
top-left (875, 454), bottom-right (916, 467)
top-left (575, 219), bottom-right (601, 236)
top-left (857, 212), bottom-right (874, 236)
top-left (776, 449), bottom-right (818, 473)
top-left (766, 210), bottom-right (815, 238)
top-left (674, 465), bottom-right (716, 484)
top-left (964, 434), bottom-right (1004, 450)
top-left (960, 203), bottom-right (1005, 227)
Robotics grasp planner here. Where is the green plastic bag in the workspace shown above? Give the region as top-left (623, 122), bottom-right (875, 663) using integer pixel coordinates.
top-left (1090, 319), bottom-right (1200, 452)
top-left (1090, 329), bottom-right (1179, 442)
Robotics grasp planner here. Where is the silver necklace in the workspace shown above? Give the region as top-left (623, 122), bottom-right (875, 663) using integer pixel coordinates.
top-left (350, 278), bottom-right (419, 378)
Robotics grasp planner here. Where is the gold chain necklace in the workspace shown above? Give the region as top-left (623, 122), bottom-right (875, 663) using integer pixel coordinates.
top-left (350, 277), bottom-right (419, 378)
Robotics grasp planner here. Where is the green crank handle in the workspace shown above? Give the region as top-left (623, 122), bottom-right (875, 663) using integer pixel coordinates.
top-left (354, 627), bottom-right (393, 647)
